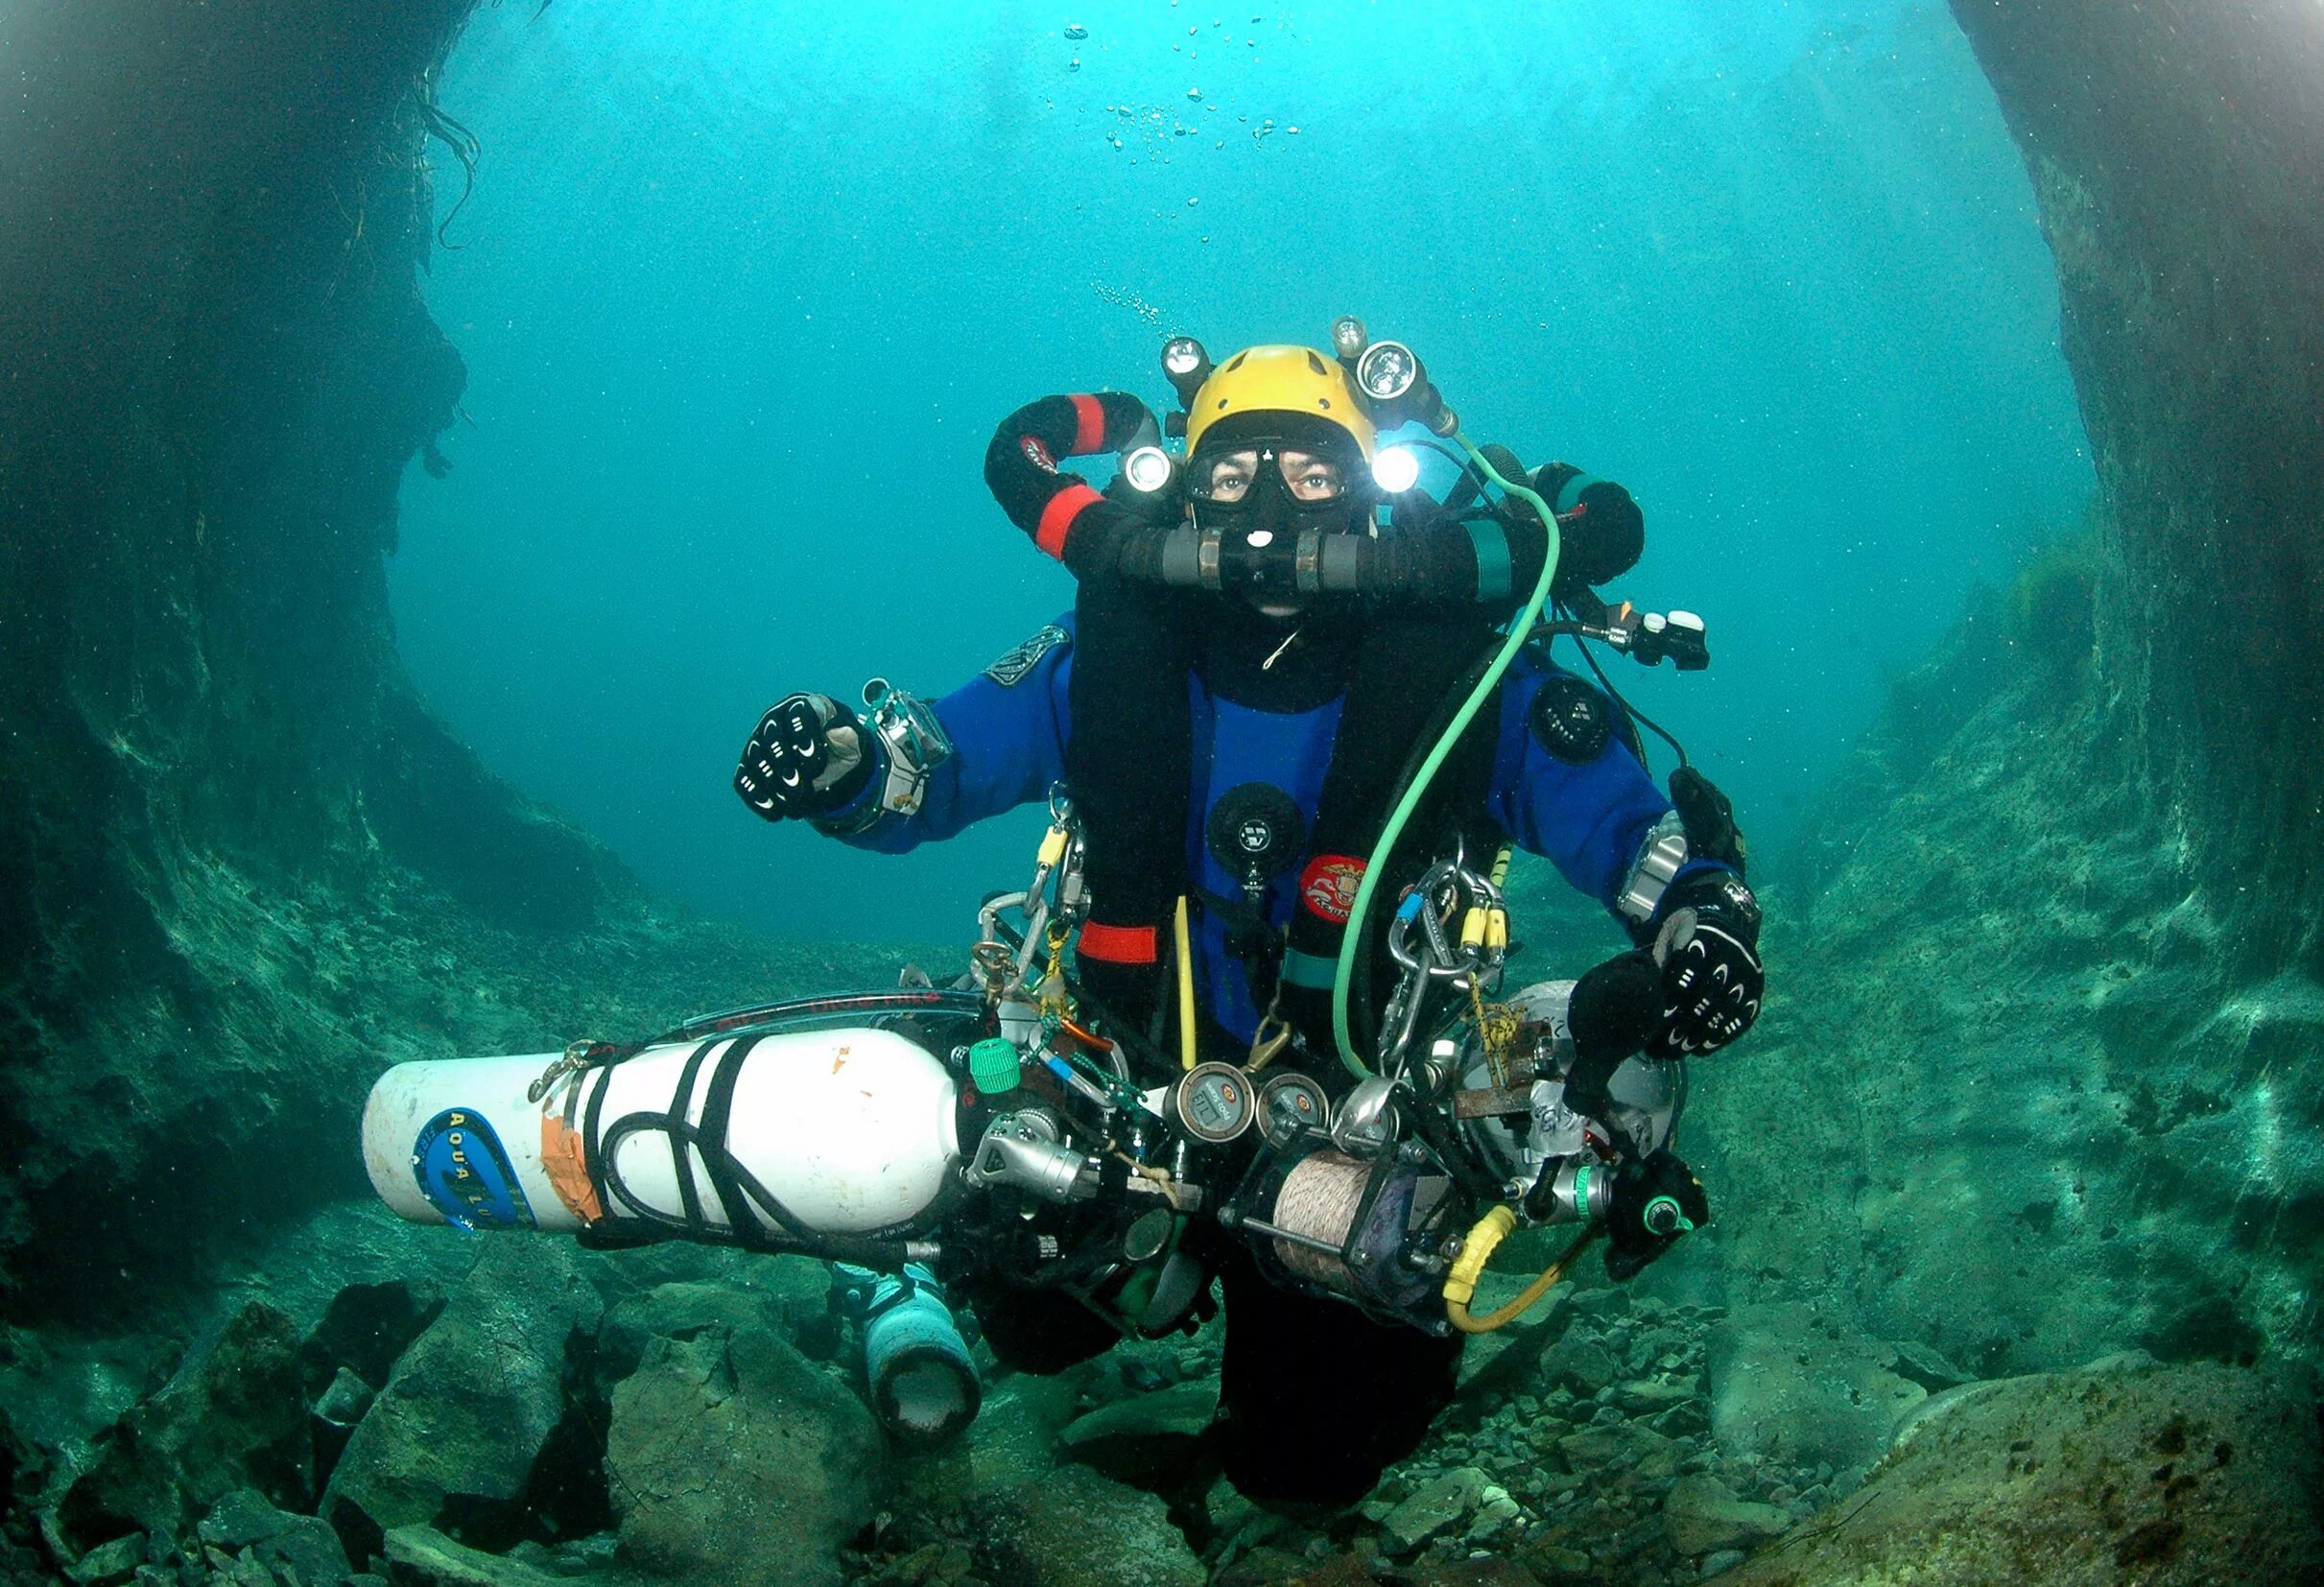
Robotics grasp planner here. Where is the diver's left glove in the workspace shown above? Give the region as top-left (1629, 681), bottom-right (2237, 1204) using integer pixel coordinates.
top-left (734, 693), bottom-right (873, 822)
top-left (1646, 871), bottom-right (1763, 1056)
top-left (984, 392), bottom-right (1167, 582)
top-left (1604, 1149), bottom-right (1711, 1282)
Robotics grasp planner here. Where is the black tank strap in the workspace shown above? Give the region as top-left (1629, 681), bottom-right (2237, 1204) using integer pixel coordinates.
top-left (581, 1056), bottom-right (615, 1215)
top-left (695, 1033), bottom-right (771, 1248)
top-left (668, 1038), bottom-right (721, 1231)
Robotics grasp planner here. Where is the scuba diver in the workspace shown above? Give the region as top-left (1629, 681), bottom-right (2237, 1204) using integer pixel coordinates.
top-left (728, 329), bottom-right (1766, 1509)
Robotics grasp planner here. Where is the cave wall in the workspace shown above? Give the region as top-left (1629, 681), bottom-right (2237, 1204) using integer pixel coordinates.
top-left (1946, 0), bottom-right (2324, 960)
top-left (1687, 1), bottom-right (2324, 1412)
top-left (0, 1), bottom-right (872, 1321)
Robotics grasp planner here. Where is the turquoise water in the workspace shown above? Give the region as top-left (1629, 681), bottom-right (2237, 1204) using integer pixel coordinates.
top-left (391, 0), bottom-right (2092, 942)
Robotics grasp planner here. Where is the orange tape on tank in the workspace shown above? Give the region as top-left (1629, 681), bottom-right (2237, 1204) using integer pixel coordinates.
top-left (541, 1112), bottom-right (605, 1225)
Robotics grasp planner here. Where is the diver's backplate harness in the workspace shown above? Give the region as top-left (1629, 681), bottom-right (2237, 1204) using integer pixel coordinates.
top-left (361, 320), bottom-right (1730, 1341)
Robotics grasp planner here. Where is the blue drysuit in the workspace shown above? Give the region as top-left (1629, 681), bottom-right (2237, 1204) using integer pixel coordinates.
top-left (829, 616), bottom-right (1695, 1043)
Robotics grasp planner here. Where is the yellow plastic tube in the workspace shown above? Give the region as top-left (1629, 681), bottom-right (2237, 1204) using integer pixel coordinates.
top-left (1174, 895), bottom-right (1197, 1072)
top-left (1445, 1214), bottom-right (1603, 1335)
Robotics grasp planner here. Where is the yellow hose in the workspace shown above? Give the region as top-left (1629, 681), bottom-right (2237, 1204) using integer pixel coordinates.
top-left (1174, 895), bottom-right (1197, 1072)
top-left (1444, 1210), bottom-right (1602, 1334)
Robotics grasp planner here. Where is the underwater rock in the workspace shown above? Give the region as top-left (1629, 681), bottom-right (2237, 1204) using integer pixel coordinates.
top-left (58, 1301), bottom-right (310, 1551)
top-left (62, 1531), bottom-right (144, 1587)
top-left (320, 1242), bottom-right (600, 1562)
top-left (1706, 1303), bottom-right (1923, 1479)
top-left (593, 1278), bottom-right (791, 1388)
top-left (1056, 1378), bottom-right (1220, 1488)
top-left (303, 1278), bottom-right (449, 1393)
top-left (1379, 1465), bottom-right (1494, 1555)
top-left (1660, 1475), bottom-right (1789, 1558)
top-left (1885, 1339), bottom-right (1971, 1394)
top-left (605, 1316), bottom-right (881, 1585)
top-left (971, 1462), bottom-right (1205, 1587)
top-left (1556, 1421), bottom-right (1673, 1472)
top-left (1719, 1359), bottom-right (2324, 1583)
top-left (380, 1523), bottom-right (565, 1587)
top-left (198, 1488), bottom-right (353, 1584)
top-left (1535, 1331), bottom-right (1622, 1398)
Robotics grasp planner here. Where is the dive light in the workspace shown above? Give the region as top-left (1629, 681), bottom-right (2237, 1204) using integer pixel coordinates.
top-left (1370, 444), bottom-right (1422, 496)
top-left (1120, 443), bottom-right (1176, 495)
top-left (1332, 317), bottom-right (1458, 437)
top-left (1161, 336), bottom-right (1212, 438)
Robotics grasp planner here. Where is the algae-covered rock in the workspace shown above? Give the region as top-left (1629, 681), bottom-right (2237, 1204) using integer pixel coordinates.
top-left (972, 1463), bottom-right (1204, 1587)
top-left (1719, 1360), bottom-right (2324, 1584)
top-left (321, 1242), bottom-right (600, 1562)
top-left (58, 1301), bottom-right (310, 1550)
top-left (605, 1317), bottom-right (881, 1585)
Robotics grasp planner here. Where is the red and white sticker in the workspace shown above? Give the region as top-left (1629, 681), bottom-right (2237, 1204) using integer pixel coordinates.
top-left (1299, 854), bottom-right (1367, 924)
top-left (1020, 435), bottom-right (1058, 473)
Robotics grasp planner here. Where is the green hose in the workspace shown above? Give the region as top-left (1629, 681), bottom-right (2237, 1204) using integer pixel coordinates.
top-left (1330, 439), bottom-right (1562, 1077)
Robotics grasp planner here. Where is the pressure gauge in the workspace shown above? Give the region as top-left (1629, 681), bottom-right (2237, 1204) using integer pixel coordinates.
top-left (1173, 1061), bottom-right (1257, 1145)
top-left (1257, 1071), bottom-right (1331, 1148)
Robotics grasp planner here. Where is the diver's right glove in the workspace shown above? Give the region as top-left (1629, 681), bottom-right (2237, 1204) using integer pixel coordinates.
top-left (734, 693), bottom-right (872, 822)
top-left (1603, 1149), bottom-right (1711, 1282)
top-left (1645, 871), bottom-right (1764, 1057)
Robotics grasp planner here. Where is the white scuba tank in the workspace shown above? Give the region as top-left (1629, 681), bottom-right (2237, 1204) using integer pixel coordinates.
top-left (361, 1027), bottom-right (960, 1239)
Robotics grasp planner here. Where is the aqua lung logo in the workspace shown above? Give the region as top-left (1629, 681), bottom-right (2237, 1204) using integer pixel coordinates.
top-left (411, 1108), bottom-right (535, 1231)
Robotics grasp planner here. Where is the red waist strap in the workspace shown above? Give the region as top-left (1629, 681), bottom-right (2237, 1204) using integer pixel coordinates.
top-left (1078, 920), bottom-right (1159, 964)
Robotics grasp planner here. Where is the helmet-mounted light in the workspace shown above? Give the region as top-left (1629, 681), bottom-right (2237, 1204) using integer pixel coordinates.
top-left (1354, 340), bottom-right (1420, 404)
top-left (1370, 444), bottom-right (1421, 496)
top-left (1162, 337), bottom-right (1212, 400)
top-left (1120, 444), bottom-right (1176, 495)
top-left (1329, 316), bottom-right (1369, 362)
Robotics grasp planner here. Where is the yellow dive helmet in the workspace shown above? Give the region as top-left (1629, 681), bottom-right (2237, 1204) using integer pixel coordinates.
top-left (1183, 344), bottom-right (1377, 462)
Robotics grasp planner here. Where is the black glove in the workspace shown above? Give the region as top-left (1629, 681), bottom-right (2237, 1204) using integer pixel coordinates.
top-left (984, 392), bottom-right (1159, 580)
top-left (734, 694), bottom-right (872, 822)
top-left (1645, 871), bottom-right (1763, 1057)
top-left (1604, 1149), bottom-right (1710, 1281)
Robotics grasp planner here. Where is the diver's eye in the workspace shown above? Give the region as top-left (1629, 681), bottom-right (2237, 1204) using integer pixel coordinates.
top-left (1200, 450), bottom-right (1260, 503)
top-left (1283, 457), bottom-right (1344, 503)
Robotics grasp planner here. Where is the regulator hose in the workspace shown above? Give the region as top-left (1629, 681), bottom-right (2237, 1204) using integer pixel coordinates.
top-left (1331, 440), bottom-right (1561, 1077)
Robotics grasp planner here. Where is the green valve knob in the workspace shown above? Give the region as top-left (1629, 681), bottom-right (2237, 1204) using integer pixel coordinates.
top-left (967, 1037), bottom-right (1022, 1096)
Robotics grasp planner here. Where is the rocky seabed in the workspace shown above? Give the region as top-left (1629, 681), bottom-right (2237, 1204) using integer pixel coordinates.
top-left (1, 1205), bottom-right (2313, 1587)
